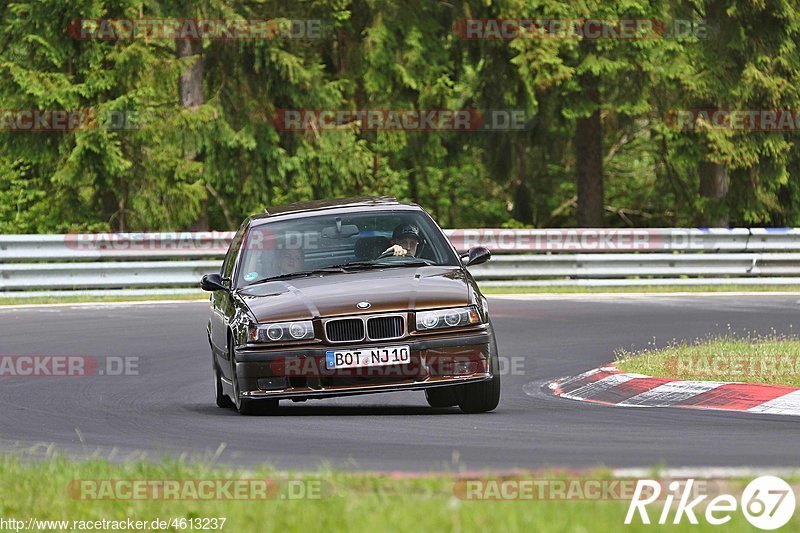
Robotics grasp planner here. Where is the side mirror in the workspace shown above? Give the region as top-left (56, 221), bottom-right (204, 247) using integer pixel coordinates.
top-left (201, 273), bottom-right (229, 292)
top-left (461, 247), bottom-right (491, 267)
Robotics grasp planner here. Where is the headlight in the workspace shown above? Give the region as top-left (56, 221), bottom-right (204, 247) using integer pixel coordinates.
top-left (289, 321), bottom-right (311, 339)
top-left (247, 320), bottom-right (314, 343)
top-left (416, 306), bottom-right (481, 331)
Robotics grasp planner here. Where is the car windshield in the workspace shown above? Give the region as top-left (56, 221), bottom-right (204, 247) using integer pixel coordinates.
top-left (235, 210), bottom-right (459, 287)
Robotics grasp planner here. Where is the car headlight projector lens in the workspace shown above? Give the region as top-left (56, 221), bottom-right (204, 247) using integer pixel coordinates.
top-left (247, 320), bottom-right (314, 343)
top-left (266, 324), bottom-right (284, 341)
top-left (289, 321), bottom-right (310, 339)
top-left (416, 306), bottom-right (481, 331)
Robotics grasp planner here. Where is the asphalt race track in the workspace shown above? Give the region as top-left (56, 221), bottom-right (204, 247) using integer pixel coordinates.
top-left (1, 294), bottom-right (799, 471)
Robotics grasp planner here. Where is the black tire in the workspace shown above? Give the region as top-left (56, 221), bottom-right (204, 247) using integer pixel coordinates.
top-left (214, 362), bottom-right (234, 409)
top-left (230, 343), bottom-right (279, 416)
top-left (425, 386), bottom-right (459, 407)
top-left (240, 398), bottom-right (280, 416)
top-left (457, 321), bottom-right (501, 414)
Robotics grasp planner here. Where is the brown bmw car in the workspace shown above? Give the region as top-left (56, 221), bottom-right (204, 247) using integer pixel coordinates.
top-left (202, 196), bottom-right (500, 415)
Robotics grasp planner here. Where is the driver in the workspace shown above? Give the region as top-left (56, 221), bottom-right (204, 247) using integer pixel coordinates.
top-left (277, 247), bottom-right (305, 274)
top-left (385, 224), bottom-right (421, 257)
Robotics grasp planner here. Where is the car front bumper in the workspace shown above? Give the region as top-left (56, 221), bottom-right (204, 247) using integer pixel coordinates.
top-left (233, 330), bottom-right (493, 400)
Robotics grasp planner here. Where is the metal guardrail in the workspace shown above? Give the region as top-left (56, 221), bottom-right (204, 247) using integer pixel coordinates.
top-left (3, 228), bottom-right (800, 260)
top-left (445, 228), bottom-right (799, 252)
top-left (0, 261), bottom-right (219, 290)
top-left (0, 233), bottom-right (234, 261)
top-left (1, 229), bottom-right (799, 294)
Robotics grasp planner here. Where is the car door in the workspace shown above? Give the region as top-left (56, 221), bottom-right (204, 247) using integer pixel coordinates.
top-left (211, 220), bottom-right (248, 374)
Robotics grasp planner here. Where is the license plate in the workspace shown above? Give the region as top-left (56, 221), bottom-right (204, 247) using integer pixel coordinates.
top-left (325, 345), bottom-right (411, 370)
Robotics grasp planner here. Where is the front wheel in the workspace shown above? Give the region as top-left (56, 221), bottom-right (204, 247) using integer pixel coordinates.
top-left (425, 386), bottom-right (459, 408)
top-left (214, 363), bottom-right (234, 408)
top-left (457, 322), bottom-right (501, 414)
top-left (230, 344), bottom-right (279, 415)
top-left (457, 372), bottom-right (500, 413)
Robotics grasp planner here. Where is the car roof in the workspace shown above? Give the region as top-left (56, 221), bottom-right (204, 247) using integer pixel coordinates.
top-left (250, 196), bottom-right (422, 224)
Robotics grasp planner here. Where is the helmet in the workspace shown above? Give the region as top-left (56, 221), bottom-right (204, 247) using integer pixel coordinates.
top-left (392, 224), bottom-right (421, 241)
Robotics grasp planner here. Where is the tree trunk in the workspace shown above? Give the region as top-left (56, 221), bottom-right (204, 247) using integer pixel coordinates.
top-left (449, 183), bottom-right (457, 228)
top-left (575, 63), bottom-right (604, 227)
top-left (408, 171), bottom-right (419, 204)
top-left (699, 161), bottom-right (729, 226)
top-left (696, 0), bottom-right (731, 227)
top-left (511, 140), bottom-right (533, 224)
top-left (177, 38), bottom-right (204, 109)
top-left (176, 37), bottom-right (208, 230)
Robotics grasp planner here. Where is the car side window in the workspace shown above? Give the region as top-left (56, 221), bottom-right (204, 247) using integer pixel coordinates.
top-left (221, 221), bottom-right (248, 280)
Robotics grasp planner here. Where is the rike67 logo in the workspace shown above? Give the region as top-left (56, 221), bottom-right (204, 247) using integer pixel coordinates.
top-left (626, 476), bottom-right (796, 530)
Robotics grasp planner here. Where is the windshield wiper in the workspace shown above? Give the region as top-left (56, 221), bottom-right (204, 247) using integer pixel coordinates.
top-left (246, 267), bottom-right (346, 285)
top-left (392, 258), bottom-right (436, 266)
top-left (331, 258), bottom-right (436, 270)
top-left (328, 260), bottom-right (381, 270)
top-left (248, 259), bottom-right (437, 285)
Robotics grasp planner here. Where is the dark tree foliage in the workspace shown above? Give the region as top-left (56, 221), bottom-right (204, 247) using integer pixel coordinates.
top-left (1, 0), bottom-right (798, 232)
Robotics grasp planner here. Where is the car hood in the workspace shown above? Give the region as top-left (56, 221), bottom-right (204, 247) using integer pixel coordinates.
top-left (237, 266), bottom-right (470, 322)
